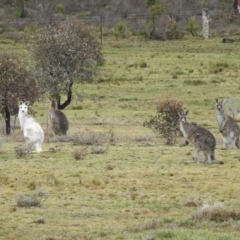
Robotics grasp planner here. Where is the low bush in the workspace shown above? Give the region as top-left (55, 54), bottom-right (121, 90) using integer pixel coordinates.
top-left (192, 202), bottom-right (240, 222)
top-left (143, 97), bottom-right (184, 145)
top-left (17, 189), bottom-right (46, 208)
top-left (73, 147), bottom-right (88, 160)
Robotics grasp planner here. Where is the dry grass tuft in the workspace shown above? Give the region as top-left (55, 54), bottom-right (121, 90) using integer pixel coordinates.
top-left (192, 202), bottom-right (240, 222)
top-left (15, 146), bottom-right (28, 158)
top-left (105, 164), bottom-right (115, 170)
top-left (133, 134), bottom-right (152, 142)
top-left (183, 197), bottom-right (203, 208)
top-left (73, 147), bottom-right (89, 160)
top-left (90, 145), bottom-right (109, 154)
top-left (128, 219), bottom-right (158, 232)
top-left (33, 218), bottom-right (45, 224)
top-left (17, 189), bottom-right (46, 208)
top-left (73, 133), bottom-right (100, 145)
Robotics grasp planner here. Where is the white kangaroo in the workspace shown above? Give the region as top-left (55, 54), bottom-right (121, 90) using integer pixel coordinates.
top-left (179, 110), bottom-right (224, 164)
top-left (215, 99), bottom-right (240, 149)
top-left (18, 101), bottom-right (44, 153)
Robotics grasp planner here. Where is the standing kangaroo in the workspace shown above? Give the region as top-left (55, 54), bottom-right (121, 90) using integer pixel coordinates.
top-left (49, 98), bottom-right (69, 136)
top-left (179, 110), bottom-right (223, 164)
top-left (215, 99), bottom-right (240, 149)
top-left (18, 101), bottom-right (44, 153)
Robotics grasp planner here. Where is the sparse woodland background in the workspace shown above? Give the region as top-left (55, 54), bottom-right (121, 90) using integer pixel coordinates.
top-left (0, 0), bottom-right (240, 42)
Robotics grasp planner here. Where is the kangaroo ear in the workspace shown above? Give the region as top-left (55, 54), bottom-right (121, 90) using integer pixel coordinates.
top-left (25, 101), bottom-right (30, 106)
top-left (185, 110), bottom-right (189, 115)
top-left (215, 99), bottom-right (218, 103)
top-left (18, 101), bottom-right (23, 105)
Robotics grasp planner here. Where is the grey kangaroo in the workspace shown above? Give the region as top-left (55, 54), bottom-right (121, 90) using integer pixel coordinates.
top-left (215, 99), bottom-right (240, 149)
top-left (179, 110), bottom-right (224, 164)
top-left (49, 98), bottom-right (69, 136)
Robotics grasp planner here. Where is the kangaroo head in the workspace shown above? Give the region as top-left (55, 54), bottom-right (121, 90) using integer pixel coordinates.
top-left (49, 97), bottom-right (58, 110)
top-left (18, 101), bottom-right (29, 114)
top-left (215, 99), bottom-right (224, 112)
top-left (178, 110), bottom-right (189, 123)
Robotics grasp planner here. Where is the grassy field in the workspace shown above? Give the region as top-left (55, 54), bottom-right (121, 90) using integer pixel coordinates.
top-left (1, 36), bottom-right (240, 239)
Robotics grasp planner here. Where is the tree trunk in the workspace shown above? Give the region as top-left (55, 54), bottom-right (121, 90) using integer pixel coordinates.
top-left (5, 107), bottom-right (11, 135)
top-left (58, 82), bottom-right (73, 110)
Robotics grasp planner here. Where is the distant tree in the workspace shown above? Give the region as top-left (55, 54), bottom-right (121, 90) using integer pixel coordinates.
top-left (146, 0), bottom-right (164, 38)
top-left (56, 3), bottom-right (65, 16)
top-left (31, 0), bottom-right (57, 23)
top-left (0, 53), bottom-right (42, 135)
top-left (30, 19), bottom-right (104, 109)
top-left (14, 0), bottom-right (29, 18)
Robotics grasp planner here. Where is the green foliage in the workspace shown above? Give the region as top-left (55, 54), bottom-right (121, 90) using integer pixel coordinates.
top-left (143, 98), bottom-right (184, 145)
top-left (186, 17), bottom-right (200, 36)
top-left (56, 3), bottom-right (65, 15)
top-left (14, 0), bottom-right (29, 18)
top-left (146, 0), bottom-right (163, 39)
top-left (166, 19), bottom-right (184, 40)
top-left (113, 22), bottom-right (127, 39)
top-left (146, 0), bottom-right (158, 7)
top-left (31, 19), bottom-right (104, 99)
top-left (146, 0), bottom-right (163, 15)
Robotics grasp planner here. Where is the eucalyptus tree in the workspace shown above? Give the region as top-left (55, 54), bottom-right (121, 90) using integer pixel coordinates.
top-left (30, 19), bottom-right (104, 109)
top-left (146, 0), bottom-right (164, 38)
top-left (0, 53), bottom-right (41, 134)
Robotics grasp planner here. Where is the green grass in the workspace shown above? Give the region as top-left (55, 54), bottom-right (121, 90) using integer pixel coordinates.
top-left (1, 36), bottom-right (240, 239)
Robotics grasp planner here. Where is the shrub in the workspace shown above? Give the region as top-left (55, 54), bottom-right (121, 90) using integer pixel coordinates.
top-left (56, 3), bottom-right (65, 15)
top-left (90, 145), bottom-right (108, 154)
top-left (73, 147), bottom-right (88, 160)
top-left (165, 19), bottom-right (184, 40)
top-left (17, 189), bottom-right (46, 208)
top-left (143, 98), bottom-right (184, 145)
top-left (209, 61), bottom-right (230, 74)
top-left (139, 61), bottom-right (148, 68)
top-left (186, 17), bottom-right (200, 36)
top-left (192, 202), bottom-right (240, 222)
top-left (113, 22), bottom-right (127, 39)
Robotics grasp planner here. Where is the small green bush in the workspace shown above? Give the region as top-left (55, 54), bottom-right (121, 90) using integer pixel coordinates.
top-left (56, 3), bottom-right (65, 15)
top-left (186, 17), bottom-right (200, 36)
top-left (113, 22), bottom-right (127, 39)
top-left (113, 22), bottom-right (131, 39)
top-left (192, 202), bottom-right (240, 222)
top-left (165, 19), bottom-right (184, 40)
